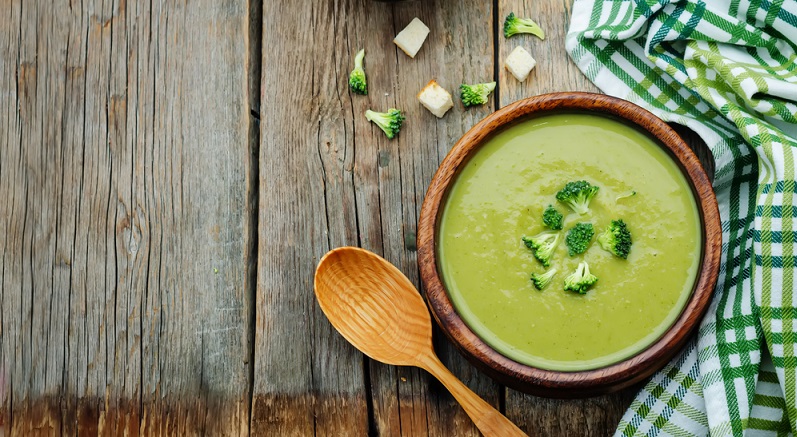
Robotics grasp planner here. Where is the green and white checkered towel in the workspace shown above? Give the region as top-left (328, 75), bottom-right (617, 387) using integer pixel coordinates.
top-left (565, 0), bottom-right (797, 435)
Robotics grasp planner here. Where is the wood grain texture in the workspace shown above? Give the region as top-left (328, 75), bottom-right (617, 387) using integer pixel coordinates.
top-left (369, 2), bottom-right (501, 436)
top-left (498, 0), bottom-right (598, 102)
top-left (254, 0), bottom-right (501, 435)
top-left (314, 247), bottom-right (435, 369)
top-left (253, 0), bottom-right (369, 435)
top-left (0, 0), bottom-right (255, 434)
top-left (418, 356), bottom-right (527, 437)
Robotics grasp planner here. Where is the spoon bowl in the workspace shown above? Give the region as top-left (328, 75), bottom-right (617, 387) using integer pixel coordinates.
top-left (314, 247), bottom-right (528, 437)
top-left (314, 247), bottom-right (432, 366)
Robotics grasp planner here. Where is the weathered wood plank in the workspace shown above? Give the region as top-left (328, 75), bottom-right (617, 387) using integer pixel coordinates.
top-left (253, 0), bottom-right (503, 435)
top-left (0, 1), bottom-right (255, 434)
top-left (0, 1), bottom-right (20, 431)
top-left (252, 0), bottom-right (369, 435)
top-left (369, 2), bottom-right (502, 436)
top-left (496, 0), bottom-right (636, 435)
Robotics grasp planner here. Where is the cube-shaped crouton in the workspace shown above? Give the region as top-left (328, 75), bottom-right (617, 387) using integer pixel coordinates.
top-left (394, 18), bottom-right (430, 58)
top-left (417, 80), bottom-right (454, 118)
top-left (505, 46), bottom-right (537, 82)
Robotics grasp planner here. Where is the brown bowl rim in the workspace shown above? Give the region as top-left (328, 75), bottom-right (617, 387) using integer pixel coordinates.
top-left (416, 92), bottom-right (721, 397)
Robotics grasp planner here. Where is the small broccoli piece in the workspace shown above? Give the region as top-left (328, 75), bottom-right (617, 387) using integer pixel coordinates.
top-left (460, 82), bottom-right (496, 107)
top-left (598, 219), bottom-right (632, 259)
top-left (521, 231), bottom-right (560, 267)
top-left (503, 12), bottom-right (545, 39)
top-left (556, 180), bottom-right (599, 215)
top-left (531, 268), bottom-right (557, 291)
top-left (564, 261), bottom-right (598, 294)
top-left (565, 222), bottom-right (594, 256)
top-left (365, 108), bottom-right (405, 139)
top-left (616, 190), bottom-right (637, 201)
top-left (542, 205), bottom-right (563, 230)
top-left (349, 49), bottom-right (367, 95)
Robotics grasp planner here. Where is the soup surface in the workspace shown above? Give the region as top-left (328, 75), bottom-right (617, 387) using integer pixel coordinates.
top-left (438, 113), bottom-right (702, 371)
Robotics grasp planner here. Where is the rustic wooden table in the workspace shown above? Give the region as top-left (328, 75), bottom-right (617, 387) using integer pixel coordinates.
top-left (2, 0), bottom-right (712, 435)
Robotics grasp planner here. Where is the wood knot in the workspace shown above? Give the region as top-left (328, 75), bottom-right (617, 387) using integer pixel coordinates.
top-left (378, 151), bottom-right (390, 167)
top-left (116, 202), bottom-right (144, 255)
top-left (57, 254), bottom-right (72, 268)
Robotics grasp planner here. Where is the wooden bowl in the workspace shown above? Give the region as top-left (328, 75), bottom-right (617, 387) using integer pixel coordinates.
top-left (417, 92), bottom-right (721, 397)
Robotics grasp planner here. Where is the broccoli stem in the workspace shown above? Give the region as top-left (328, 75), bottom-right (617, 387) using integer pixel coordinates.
top-left (365, 109), bottom-right (405, 139)
top-left (349, 49), bottom-right (367, 95)
top-left (354, 48), bottom-right (364, 70)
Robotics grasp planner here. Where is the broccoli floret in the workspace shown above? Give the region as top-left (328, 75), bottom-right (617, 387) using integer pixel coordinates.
top-left (522, 231), bottom-right (560, 267)
top-left (616, 190), bottom-right (637, 201)
top-left (365, 109), bottom-right (405, 139)
top-left (460, 82), bottom-right (496, 107)
top-left (503, 12), bottom-right (546, 39)
top-left (598, 219), bottom-right (632, 259)
top-left (349, 49), bottom-right (367, 95)
top-left (531, 268), bottom-right (557, 291)
top-left (564, 261), bottom-right (598, 294)
top-left (565, 223), bottom-right (594, 256)
top-left (542, 205), bottom-right (563, 230)
top-left (556, 180), bottom-right (599, 215)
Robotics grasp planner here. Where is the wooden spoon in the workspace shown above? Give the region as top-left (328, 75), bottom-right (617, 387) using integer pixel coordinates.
top-left (314, 247), bottom-right (528, 437)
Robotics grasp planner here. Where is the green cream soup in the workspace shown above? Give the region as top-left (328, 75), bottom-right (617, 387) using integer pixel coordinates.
top-left (438, 113), bottom-right (702, 371)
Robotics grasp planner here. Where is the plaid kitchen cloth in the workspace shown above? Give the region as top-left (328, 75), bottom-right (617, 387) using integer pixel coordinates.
top-left (565, 0), bottom-right (797, 435)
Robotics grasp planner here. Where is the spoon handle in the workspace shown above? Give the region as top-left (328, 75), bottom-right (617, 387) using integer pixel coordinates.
top-left (420, 355), bottom-right (529, 437)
